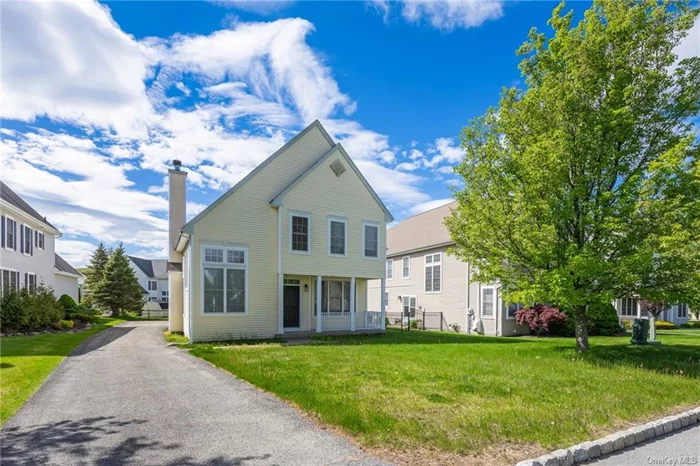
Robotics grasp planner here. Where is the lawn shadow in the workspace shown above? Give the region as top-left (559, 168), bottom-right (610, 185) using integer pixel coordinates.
top-left (1, 416), bottom-right (272, 466)
top-left (310, 328), bottom-right (528, 346)
top-left (0, 362), bottom-right (14, 368)
top-left (69, 325), bottom-right (134, 357)
top-left (552, 342), bottom-right (700, 378)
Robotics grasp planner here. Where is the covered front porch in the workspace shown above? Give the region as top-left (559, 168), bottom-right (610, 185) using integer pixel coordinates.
top-left (277, 274), bottom-right (386, 335)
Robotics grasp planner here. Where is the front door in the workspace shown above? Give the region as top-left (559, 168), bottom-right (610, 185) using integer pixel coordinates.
top-left (283, 285), bottom-right (301, 328)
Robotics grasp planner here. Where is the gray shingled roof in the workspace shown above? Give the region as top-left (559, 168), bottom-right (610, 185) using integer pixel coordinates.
top-left (0, 181), bottom-right (58, 230)
top-left (54, 253), bottom-right (81, 276)
top-left (129, 256), bottom-right (168, 279)
top-left (387, 201), bottom-right (457, 257)
top-left (129, 256), bottom-right (154, 277)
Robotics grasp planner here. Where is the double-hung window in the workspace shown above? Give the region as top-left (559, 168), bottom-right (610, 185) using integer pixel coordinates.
top-left (402, 256), bottom-right (410, 279)
top-left (25, 273), bottom-right (37, 294)
top-left (424, 253), bottom-right (441, 293)
top-left (35, 231), bottom-right (45, 250)
top-left (362, 221), bottom-right (379, 259)
top-left (482, 287), bottom-right (495, 317)
top-left (620, 298), bottom-right (638, 317)
top-left (203, 245), bottom-right (247, 314)
top-left (162, 290), bottom-right (169, 303)
top-left (677, 303), bottom-right (688, 319)
top-left (22, 225), bottom-right (32, 255)
top-left (1, 269), bottom-right (20, 295)
top-left (315, 279), bottom-right (354, 314)
top-left (5, 217), bottom-right (16, 250)
top-left (328, 217), bottom-right (347, 256)
top-left (402, 296), bottom-right (417, 318)
top-left (148, 280), bottom-right (157, 291)
top-left (386, 259), bottom-right (393, 280)
top-left (290, 213), bottom-right (310, 253)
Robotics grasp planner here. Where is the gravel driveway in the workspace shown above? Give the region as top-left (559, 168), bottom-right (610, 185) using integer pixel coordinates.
top-left (1, 321), bottom-right (387, 466)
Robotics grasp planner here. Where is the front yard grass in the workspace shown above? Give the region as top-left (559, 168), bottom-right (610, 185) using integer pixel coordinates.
top-left (0, 318), bottom-right (124, 425)
top-left (187, 329), bottom-right (700, 464)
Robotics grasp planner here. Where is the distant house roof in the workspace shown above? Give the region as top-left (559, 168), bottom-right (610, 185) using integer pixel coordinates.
top-left (0, 181), bottom-right (59, 231)
top-left (387, 201), bottom-right (458, 257)
top-left (54, 253), bottom-right (82, 277)
top-left (129, 256), bottom-right (168, 279)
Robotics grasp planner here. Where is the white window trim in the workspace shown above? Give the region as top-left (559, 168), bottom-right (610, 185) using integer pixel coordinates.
top-left (1, 267), bottom-right (20, 294)
top-left (148, 280), bottom-right (157, 291)
top-left (481, 286), bottom-right (495, 319)
top-left (504, 301), bottom-right (523, 320)
top-left (362, 220), bottom-right (380, 260)
top-left (423, 252), bottom-right (442, 294)
top-left (677, 303), bottom-right (687, 319)
top-left (25, 272), bottom-right (37, 290)
top-left (37, 231), bottom-right (45, 251)
top-left (402, 295), bottom-right (417, 317)
top-left (314, 279), bottom-right (355, 314)
top-left (289, 210), bottom-right (312, 255)
top-left (402, 256), bottom-right (410, 279)
top-left (4, 215), bottom-right (16, 251)
top-left (200, 243), bottom-right (249, 316)
top-left (327, 215), bottom-right (348, 257)
top-left (386, 259), bottom-right (393, 280)
top-left (620, 297), bottom-right (638, 317)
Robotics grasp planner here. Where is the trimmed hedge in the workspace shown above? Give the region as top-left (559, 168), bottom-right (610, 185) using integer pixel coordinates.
top-left (654, 320), bottom-right (677, 330)
top-left (681, 321), bottom-right (700, 329)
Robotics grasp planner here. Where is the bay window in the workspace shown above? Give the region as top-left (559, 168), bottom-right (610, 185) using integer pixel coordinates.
top-left (202, 245), bottom-right (248, 314)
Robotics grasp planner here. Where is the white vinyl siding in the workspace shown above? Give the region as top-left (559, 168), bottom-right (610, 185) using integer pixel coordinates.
top-left (424, 253), bottom-right (441, 293)
top-left (362, 221), bottom-right (379, 259)
top-left (386, 259), bottom-right (393, 280)
top-left (201, 244), bottom-right (248, 315)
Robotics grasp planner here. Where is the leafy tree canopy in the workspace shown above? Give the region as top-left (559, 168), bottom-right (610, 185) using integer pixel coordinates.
top-left (447, 0), bottom-right (700, 351)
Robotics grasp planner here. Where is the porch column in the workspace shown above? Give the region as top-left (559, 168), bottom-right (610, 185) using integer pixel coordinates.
top-left (350, 277), bottom-right (356, 331)
top-left (316, 275), bottom-right (322, 333)
top-left (380, 278), bottom-right (386, 330)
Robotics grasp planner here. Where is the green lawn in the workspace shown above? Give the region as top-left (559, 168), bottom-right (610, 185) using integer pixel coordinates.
top-left (187, 329), bottom-right (700, 464)
top-left (0, 318), bottom-right (123, 425)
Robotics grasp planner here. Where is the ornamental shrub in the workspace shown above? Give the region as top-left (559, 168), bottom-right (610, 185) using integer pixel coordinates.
top-left (59, 319), bottom-right (74, 328)
top-left (654, 320), bottom-right (677, 330)
top-left (58, 294), bottom-right (78, 314)
top-left (515, 305), bottom-right (568, 336)
top-left (0, 290), bottom-right (28, 332)
top-left (26, 285), bottom-right (63, 329)
top-left (588, 302), bottom-right (622, 336)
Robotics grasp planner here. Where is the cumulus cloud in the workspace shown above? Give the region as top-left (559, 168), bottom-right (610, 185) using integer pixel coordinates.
top-left (408, 198), bottom-right (454, 216)
top-left (371, 0), bottom-right (504, 31)
top-left (1, 1), bottom-right (451, 265)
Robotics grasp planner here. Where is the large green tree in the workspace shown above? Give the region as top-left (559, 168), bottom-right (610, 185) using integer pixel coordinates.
top-left (446, 0), bottom-right (700, 351)
top-left (93, 244), bottom-right (144, 317)
top-left (83, 243), bottom-right (110, 307)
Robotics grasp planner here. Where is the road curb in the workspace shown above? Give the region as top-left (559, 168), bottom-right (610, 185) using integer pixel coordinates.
top-left (515, 407), bottom-right (700, 466)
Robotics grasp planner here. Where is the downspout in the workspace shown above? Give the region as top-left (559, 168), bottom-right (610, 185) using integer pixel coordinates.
top-left (277, 207), bottom-right (283, 334)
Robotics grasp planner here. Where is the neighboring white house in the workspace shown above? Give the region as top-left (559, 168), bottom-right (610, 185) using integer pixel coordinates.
top-left (368, 201), bottom-right (530, 336)
top-left (166, 120), bottom-right (393, 342)
top-left (0, 181), bottom-right (82, 301)
top-left (128, 256), bottom-right (169, 310)
top-left (369, 201), bottom-right (693, 334)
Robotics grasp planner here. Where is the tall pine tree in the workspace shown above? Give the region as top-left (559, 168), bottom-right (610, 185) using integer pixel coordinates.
top-left (83, 243), bottom-right (110, 307)
top-left (94, 244), bottom-right (144, 316)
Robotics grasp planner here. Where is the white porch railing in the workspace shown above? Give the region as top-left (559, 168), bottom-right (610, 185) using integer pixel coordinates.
top-left (319, 311), bottom-right (383, 332)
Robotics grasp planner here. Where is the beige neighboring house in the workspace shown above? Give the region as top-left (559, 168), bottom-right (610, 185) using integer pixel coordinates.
top-left (167, 120), bottom-right (393, 342)
top-left (368, 201), bottom-right (530, 336)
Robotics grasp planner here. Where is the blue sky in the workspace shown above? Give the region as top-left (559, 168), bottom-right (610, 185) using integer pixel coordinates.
top-left (1, 1), bottom-right (698, 266)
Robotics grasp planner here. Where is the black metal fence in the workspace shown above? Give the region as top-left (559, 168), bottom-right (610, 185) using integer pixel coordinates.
top-left (385, 310), bottom-right (446, 331)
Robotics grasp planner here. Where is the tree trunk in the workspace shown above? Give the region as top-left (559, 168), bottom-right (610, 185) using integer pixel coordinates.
top-left (574, 305), bottom-right (590, 352)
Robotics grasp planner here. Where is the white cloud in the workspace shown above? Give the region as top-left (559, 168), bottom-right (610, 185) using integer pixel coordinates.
top-left (425, 137), bottom-right (463, 167)
top-left (675, 14), bottom-right (699, 61)
top-left (208, 0), bottom-right (295, 15)
top-left (0, 0), bottom-right (154, 136)
top-left (408, 198), bottom-right (454, 216)
top-left (372, 0), bottom-right (504, 31)
top-left (55, 240), bottom-right (101, 268)
top-left (395, 161), bottom-right (422, 171)
top-left (1, 0), bottom-right (451, 263)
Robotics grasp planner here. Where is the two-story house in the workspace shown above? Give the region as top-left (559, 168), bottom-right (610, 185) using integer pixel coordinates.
top-left (128, 256), bottom-right (169, 308)
top-left (0, 181), bottom-right (82, 301)
top-left (369, 201), bottom-right (694, 335)
top-left (166, 121), bottom-right (393, 342)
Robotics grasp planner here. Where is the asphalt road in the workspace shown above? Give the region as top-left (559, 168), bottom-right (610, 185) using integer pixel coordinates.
top-left (1, 321), bottom-right (388, 466)
top-left (587, 424), bottom-right (700, 466)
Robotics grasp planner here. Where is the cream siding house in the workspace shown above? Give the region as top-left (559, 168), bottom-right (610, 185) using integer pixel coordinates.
top-left (0, 181), bottom-right (82, 301)
top-left (368, 201), bottom-right (530, 336)
top-left (167, 121), bottom-right (393, 342)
